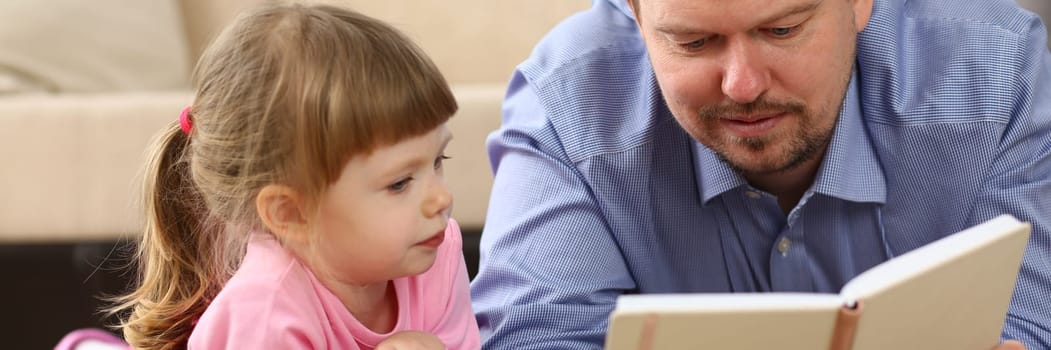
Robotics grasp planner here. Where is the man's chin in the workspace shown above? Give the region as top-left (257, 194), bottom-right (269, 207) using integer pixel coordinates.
top-left (721, 148), bottom-right (803, 176)
top-left (729, 162), bottom-right (794, 177)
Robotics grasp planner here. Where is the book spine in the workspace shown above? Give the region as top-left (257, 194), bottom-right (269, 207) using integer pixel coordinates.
top-left (636, 314), bottom-right (659, 350)
top-left (828, 301), bottom-right (864, 350)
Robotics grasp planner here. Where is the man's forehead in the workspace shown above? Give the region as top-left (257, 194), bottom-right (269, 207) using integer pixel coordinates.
top-left (642, 0), bottom-right (824, 33)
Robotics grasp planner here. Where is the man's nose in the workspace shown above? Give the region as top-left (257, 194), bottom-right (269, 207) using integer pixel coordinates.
top-left (720, 38), bottom-right (769, 104)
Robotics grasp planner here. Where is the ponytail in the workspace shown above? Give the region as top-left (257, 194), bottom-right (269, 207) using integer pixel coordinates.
top-left (110, 121), bottom-right (226, 349)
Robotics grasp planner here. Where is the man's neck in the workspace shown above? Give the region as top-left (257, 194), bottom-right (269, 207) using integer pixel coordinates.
top-left (745, 152), bottom-right (824, 215)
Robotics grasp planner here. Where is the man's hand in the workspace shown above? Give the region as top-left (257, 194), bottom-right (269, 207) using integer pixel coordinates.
top-left (376, 331), bottom-right (446, 350)
top-left (994, 340), bottom-right (1026, 350)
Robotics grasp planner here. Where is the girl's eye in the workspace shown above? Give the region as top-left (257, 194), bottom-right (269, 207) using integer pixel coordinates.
top-left (388, 177), bottom-right (413, 192)
top-left (434, 154), bottom-right (450, 170)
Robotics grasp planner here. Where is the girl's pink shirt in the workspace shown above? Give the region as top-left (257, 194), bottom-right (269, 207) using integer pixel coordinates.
top-left (188, 219), bottom-right (480, 349)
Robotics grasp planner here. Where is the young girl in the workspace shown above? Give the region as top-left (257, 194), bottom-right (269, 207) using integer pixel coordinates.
top-left (110, 3), bottom-right (479, 349)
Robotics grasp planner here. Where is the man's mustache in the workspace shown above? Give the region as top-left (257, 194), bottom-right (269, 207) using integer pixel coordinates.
top-left (698, 98), bottom-right (806, 120)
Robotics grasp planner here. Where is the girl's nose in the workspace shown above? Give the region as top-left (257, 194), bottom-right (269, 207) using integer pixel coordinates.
top-left (424, 178), bottom-right (453, 218)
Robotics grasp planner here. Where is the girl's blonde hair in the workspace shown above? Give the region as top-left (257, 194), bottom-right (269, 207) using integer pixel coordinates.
top-left (109, 3), bottom-right (456, 348)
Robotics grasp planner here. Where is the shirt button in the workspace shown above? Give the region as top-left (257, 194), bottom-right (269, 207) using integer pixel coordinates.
top-left (777, 237), bottom-right (792, 256)
top-left (745, 191), bottom-right (762, 200)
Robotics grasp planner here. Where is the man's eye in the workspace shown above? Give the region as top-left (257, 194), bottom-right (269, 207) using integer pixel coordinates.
top-left (682, 38), bottom-right (707, 50)
top-left (388, 177), bottom-right (413, 192)
top-left (768, 26), bottom-right (799, 37)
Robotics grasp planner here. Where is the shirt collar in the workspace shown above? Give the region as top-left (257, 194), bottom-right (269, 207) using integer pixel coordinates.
top-left (693, 71), bottom-right (887, 205)
top-left (606, 0), bottom-right (636, 20)
top-left (693, 138), bottom-right (747, 205)
top-left (810, 72), bottom-right (886, 204)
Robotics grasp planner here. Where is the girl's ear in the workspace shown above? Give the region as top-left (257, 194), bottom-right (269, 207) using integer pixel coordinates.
top-left (256, 184), bottom-right (310, 243)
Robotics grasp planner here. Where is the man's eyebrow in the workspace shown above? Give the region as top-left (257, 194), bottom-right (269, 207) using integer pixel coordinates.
top-left (653, 0), bottom-right (823, 34)
top-left (654, 24), bottom-right (706, 36)
top-left (758, 0), bottom-right (823, 24)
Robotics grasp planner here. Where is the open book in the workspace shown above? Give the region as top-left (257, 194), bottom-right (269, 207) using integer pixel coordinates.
top-left (605, 214), bottom-right (1031, 350)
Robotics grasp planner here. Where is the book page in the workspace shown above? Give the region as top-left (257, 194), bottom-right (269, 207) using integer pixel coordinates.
top-left (838, 215), bottom-right (1030, 350)
top-left (615, 293), bottom-right (843, 312)
top-left (607, 294), bottom-right (843, 350)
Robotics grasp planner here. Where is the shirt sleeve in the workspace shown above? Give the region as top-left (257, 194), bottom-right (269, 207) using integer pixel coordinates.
top-left (469, 70), bottom-right (637, 349)
top-left (973, 12), bottom-right (1051, 348)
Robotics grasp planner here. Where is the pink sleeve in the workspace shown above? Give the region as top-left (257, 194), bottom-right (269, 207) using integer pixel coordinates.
top-left (429, 219), bottom-right (482, 349)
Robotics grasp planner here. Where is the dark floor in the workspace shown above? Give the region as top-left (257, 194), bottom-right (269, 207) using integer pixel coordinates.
top-left (2, 230), bottom-right (481, 349)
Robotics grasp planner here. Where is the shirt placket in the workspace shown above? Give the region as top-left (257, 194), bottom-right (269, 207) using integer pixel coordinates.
top-left (769, 190), bottom-right (815, 292)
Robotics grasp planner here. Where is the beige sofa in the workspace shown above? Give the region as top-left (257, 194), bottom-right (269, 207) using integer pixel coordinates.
top-left (3, 0), bottom-right (1042, 245)
top-left (0, 0), bottom-right (589, 243)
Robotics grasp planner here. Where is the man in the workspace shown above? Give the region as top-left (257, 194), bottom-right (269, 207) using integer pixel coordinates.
top-left (471, 0), bottom-right (1050, 348)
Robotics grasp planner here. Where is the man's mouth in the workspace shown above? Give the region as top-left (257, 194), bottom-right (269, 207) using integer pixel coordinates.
top-left (719, 113), bottom-right (786, 138)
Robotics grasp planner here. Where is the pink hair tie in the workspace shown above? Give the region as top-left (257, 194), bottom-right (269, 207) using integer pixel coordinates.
top-left (179, 106), bottom-right (193, 135)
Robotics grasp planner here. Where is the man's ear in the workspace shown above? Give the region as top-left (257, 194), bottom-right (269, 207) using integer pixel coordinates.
top-left (853, 0), bottom-right (874, 32)
top-left (256, 184), bottom-right (310, 244)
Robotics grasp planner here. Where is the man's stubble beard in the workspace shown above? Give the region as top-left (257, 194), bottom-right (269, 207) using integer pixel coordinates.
top-left (701, 100), bottom-right (835, 177)
top-left (695, 66), bottom-right (854, 178)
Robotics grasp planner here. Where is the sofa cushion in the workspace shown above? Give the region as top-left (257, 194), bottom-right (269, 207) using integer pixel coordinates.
top-left (0, 86), bottom-right (504, 242)
top-left (0, 92), bottom-right (190, 242)
top-left (0, 1), bottom-right (190, 94)
top-left (345, 0), bottom-right (590, 84)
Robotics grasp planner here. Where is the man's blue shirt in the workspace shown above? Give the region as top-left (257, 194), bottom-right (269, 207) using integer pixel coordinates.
top-left (471, 0), bottom-right (1051, 348)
